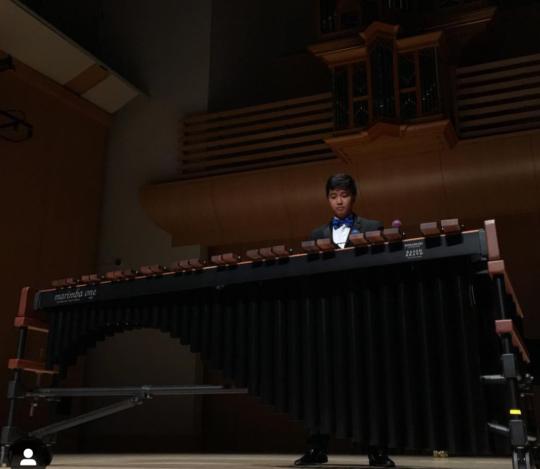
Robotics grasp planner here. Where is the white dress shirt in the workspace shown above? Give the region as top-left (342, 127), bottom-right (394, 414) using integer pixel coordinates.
top-left (332, 225), bottom-right (351, 249)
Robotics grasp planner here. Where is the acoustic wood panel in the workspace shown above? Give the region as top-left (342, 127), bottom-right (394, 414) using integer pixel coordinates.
top-left (456, 53), bottom-right (540, 138)
top-left (179, 93), bottom-right (335, 179)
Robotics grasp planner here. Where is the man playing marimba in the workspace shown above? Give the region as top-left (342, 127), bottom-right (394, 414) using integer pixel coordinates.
top-left (294, 173), bottom-right (395, 467)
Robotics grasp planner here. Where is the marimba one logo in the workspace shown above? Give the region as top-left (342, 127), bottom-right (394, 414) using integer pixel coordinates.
top-left (53, 287), bottom-right (97, 304)
top-left (405, 241), bottom-right (424, 259)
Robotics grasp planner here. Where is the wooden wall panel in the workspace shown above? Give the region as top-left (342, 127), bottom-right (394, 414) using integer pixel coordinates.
top-left (212, 171), bottom-right (291, 243)
top-left (442, 136), bottom-right (538, 219)
top-left (456, 53), bottom-right (540, 139)
top-left (141, 179), bottom-right (221, 246)
top-left (352, 146), bottom-right (447, 228)
top-left (179, 93), bottom-right (334, 179)
top-left (141, 159), bottom-right (351, 248)
top-left (0, 65), bottom-right (108, 443)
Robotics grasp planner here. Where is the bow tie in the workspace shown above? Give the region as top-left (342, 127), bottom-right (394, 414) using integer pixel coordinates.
top-left (332, 214), bottom-right (355, 229)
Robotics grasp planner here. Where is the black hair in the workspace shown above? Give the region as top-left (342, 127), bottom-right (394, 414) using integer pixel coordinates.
top-left (325, 173), bottom-right (357, 197)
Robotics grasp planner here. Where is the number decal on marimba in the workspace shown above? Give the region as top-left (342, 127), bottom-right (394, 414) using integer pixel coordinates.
top-left (405, 241), bottom-right (424, 259)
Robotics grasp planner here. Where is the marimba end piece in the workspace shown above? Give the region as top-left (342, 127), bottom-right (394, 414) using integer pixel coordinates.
top-left (441, 218), bottom-right (461, 234)
top-left (383, 227), bottom-right (403, 242)
top-left (420, 221), bottom-right (441, 237)
top-left (495, 319), bottom-right (530, 363)
top-left (365, 230), bottom-right (384, 244)
top-left (484, 219), bottom-right (500, 261)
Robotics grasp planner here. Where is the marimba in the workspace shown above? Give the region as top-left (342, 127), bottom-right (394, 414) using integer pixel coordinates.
top-left (1, 219), bottom-right (537, 469)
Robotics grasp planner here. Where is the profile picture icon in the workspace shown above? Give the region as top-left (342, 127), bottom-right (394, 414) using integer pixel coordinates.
top-left (20, 448), bottom-right (37, 466)
top-left (8, 437), bottom-right (50, 469)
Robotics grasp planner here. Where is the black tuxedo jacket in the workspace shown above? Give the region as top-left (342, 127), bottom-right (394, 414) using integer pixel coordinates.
top-left (310, 214), bottom-right (383, 248)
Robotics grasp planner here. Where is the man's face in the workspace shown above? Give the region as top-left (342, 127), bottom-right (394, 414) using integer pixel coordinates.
top-left (328, 188), bottom-right (355, 219)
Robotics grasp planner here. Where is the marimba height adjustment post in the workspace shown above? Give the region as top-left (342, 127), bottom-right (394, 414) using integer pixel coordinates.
top-left (492, 274), bottom-right (537, 469)
top-left (1, 327), bottom-right (28, 466)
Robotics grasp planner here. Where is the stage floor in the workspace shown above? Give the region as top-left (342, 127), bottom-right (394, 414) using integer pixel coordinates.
top-left (48, 454), bottom-right (512, 469)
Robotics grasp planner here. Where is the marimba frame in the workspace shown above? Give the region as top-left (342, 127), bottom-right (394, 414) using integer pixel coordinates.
top-left (1, 220), bottom-right (539, 469)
